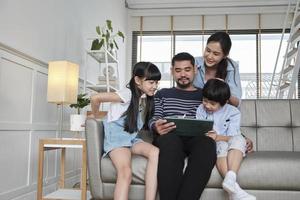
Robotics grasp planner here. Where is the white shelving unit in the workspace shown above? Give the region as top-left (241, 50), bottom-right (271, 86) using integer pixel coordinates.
top-left (84, 46), bottom-right (119, 93)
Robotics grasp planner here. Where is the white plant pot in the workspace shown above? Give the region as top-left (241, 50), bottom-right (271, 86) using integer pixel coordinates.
top-left (70, 114), bottom-right (86, 132)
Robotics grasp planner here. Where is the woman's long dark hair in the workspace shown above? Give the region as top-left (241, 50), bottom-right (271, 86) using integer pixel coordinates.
top-left (206, 31), bottom-right (237, 85)
top-left (123, 62), bottom-right (161, 133)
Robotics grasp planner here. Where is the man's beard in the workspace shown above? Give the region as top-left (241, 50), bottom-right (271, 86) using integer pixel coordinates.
top-left (176, 78), bottom-right (192, 89)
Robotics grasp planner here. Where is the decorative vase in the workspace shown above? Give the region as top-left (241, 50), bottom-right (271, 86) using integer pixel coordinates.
top-left (70, 114), bottom-right (86, 132)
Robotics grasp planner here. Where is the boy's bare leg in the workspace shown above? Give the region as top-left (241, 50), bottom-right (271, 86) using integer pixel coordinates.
top-left (216, 157), bottom-right (228, 177)
top-left (227, 149), bottom-right (243, 173)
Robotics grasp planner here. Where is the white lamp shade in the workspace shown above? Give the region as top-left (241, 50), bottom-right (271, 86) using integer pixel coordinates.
top-left (47, 61), bottom-right (79, 104)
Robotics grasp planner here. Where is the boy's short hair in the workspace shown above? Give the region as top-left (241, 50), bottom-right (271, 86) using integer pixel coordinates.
top-left (202, 79), bottom-right (231, 106)
top-left (172, 52), bottom-right (195, 66)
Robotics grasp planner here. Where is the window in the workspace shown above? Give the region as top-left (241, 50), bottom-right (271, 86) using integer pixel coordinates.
top-left (137, 35), bottom-right (172, 89)
top-left (230, 34), bottom-right (257, 99)
top-left (260, 33), bottom-right (289, 98)
top-left (133, 31), bottom-right (290, 99)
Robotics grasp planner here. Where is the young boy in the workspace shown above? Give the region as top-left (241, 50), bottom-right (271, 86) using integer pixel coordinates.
top-left (196, 79), bottom-right (256, 200)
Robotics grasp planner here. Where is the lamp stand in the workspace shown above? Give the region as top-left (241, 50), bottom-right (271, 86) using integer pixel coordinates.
top-left (57, 104), bottom-right (64, 139)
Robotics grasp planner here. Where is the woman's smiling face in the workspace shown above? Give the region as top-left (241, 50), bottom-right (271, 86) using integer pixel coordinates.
top-left (203, 41), bottom-right (226, 68)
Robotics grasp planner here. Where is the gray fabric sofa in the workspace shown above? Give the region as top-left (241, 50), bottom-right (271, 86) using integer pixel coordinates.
top-left (85, 99), bottom-right (300, 200)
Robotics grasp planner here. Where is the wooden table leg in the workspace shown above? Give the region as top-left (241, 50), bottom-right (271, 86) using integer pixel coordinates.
top-left (59, 148), bottom-right (65, 188)
top-left (37, 141), bottom-right (44, 200)
top-left (81, 142), bottom-right (87, 200)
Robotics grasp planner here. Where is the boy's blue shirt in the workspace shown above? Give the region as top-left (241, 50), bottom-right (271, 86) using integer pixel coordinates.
top-left (196, 103), bottom-right (241, 136)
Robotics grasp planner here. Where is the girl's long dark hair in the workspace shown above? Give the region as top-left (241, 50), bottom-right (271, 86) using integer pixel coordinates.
top-left (123, 62), bottom-right (161, 133)
top-left (206, 32), bottom-right (237, 85)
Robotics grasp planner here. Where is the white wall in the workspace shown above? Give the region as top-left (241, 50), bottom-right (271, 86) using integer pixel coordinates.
top-left (0, 0), bottom-right (128, 86)
top-left (0, 0), bottom-right (70, 62)
top-left (0, 0), bottom-right (127, 199)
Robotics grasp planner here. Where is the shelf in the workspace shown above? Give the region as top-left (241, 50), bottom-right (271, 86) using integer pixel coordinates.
top-left (43, 189), bottom-right (91, 200)
top-left (87, 50), bottom-right (118, 63)
top-left (87, 84), bottom-right (117, 92)
top-left (290, 31), bottom-right (300, 46)
top-left (279, 81), bottom-right (290, 90)
top-left (85, 40), bottom-right (120, 93)
top-left (283, 64), bottom-right (294, 74)
top-left (286, 48), bottom-right (298, 62)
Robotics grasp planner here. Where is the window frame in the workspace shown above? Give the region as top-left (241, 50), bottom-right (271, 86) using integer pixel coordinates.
top-left (132, 29), bottom-right (294, 99)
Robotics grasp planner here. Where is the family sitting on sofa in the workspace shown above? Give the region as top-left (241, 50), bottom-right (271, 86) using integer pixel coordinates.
top-left (89, 32), bottom-right (256, 200)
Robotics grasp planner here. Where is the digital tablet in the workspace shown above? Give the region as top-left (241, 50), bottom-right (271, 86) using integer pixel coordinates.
top-left (165, 116), bottom-right (214, 137)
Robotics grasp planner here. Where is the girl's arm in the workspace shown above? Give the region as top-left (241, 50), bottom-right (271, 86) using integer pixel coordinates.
top-left (90, 92), bottom-right (122, 118)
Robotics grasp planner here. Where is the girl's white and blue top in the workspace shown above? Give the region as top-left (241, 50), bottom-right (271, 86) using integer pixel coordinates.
top-left (193, 57), bottom-right (242, 102)
top-left (103, 88), bottom-right (144, 156)
top-left (196, 103), bottom-right (241, 137)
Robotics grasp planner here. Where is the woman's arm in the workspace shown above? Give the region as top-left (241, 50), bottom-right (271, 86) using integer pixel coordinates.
top-left (229, 96), bottom-right (240, 107)
top-left (226, 60), bottom-right (242, 107)
top-left (90, 92), bottom-right (122, 118)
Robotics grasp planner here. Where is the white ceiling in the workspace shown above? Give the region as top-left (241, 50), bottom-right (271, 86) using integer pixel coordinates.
top-left (126, 0), bottom-right (296, 9)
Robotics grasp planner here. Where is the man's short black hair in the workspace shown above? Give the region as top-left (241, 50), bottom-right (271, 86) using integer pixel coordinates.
top-left (202, 79), bottom-right (231, 106)
top-left (172, 52), bottom-right (195, 66)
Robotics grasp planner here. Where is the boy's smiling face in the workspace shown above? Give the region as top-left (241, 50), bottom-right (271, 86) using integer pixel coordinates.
top-left (202, 97), bottom-right (222, 113)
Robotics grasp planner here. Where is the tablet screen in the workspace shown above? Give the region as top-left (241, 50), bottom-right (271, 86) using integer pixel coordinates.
top-left (165, 116), bottom-right (213, 137)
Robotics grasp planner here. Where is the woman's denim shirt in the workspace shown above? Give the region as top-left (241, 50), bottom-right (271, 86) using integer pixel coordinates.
top-left (193, 56), bottom-right (242, 101)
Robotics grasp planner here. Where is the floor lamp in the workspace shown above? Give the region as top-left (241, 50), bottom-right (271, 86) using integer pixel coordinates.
top-left (47, 61), bottom-right (79, 138)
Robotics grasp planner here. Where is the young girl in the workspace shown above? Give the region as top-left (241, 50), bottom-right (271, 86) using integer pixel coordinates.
top-left (196, 79), bottom-right (256, 200)
top-left (90, 62), bottom-right (161, 200)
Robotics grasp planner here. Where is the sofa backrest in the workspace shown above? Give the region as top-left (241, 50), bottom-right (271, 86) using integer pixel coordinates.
top-left (240, 99), bottom-right (300, 152)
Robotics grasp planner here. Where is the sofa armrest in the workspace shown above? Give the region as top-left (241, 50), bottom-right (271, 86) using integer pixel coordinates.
top-left (85, 118), bottom-right (104, 199)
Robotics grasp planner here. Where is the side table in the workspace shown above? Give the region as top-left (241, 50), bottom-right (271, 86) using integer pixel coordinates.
top-left (37, 138), bottom-right (88, 200)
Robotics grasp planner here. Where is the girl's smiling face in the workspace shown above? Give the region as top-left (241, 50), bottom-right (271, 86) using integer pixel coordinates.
top-left (136, 77), bottom-right (159, 96)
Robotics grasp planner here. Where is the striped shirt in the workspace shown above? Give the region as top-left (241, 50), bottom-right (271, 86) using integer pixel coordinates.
top-left (149, 87), bottom-right (203, 131)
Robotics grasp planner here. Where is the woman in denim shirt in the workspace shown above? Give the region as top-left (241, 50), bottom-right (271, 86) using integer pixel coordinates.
top-left (194, 32), bottom-right (242, 107)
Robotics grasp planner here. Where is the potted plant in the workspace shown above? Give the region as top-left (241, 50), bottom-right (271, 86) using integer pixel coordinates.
top-left (91, 19), bottom-right (125, 54)
top-left (69, 93), bottom-right (90, 132)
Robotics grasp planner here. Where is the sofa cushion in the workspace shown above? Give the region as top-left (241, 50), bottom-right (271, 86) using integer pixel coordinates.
top-left (239, 151), bottom-right (300, 190)
top-left (257, 127), bottom-right (293, 151)
top-left (101, 151), bottom-right (300, 190)
top-left (240, 100), bottom-right (256, 127)
top-left (293, 127), bottom-right (300, 152)
top-left (256, 100), bottom-right (291, 127)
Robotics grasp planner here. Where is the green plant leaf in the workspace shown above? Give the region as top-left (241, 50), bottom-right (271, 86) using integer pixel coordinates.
top-left (69, 93), bottom-right (91, 114)
top-left (106, 30), bottom-right (110, 47)
top-left (91, 39), bottom-right (101, 50)
top-left (96, 26), bottom-right (101, 35)
top-left (109, 42), bottom-right (114, 50)
top-left (113, 40), bottom-right (119, 49)
top-left (117, 31), bottom-right (125, 42)
top-left (99, 39), bottom-right (104, 49)
top-left (106, 20), bottom-right (113, 31)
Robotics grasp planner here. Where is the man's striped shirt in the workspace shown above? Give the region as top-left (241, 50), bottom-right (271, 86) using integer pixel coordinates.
top-left (149, 87), bottom-right (202, 130)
